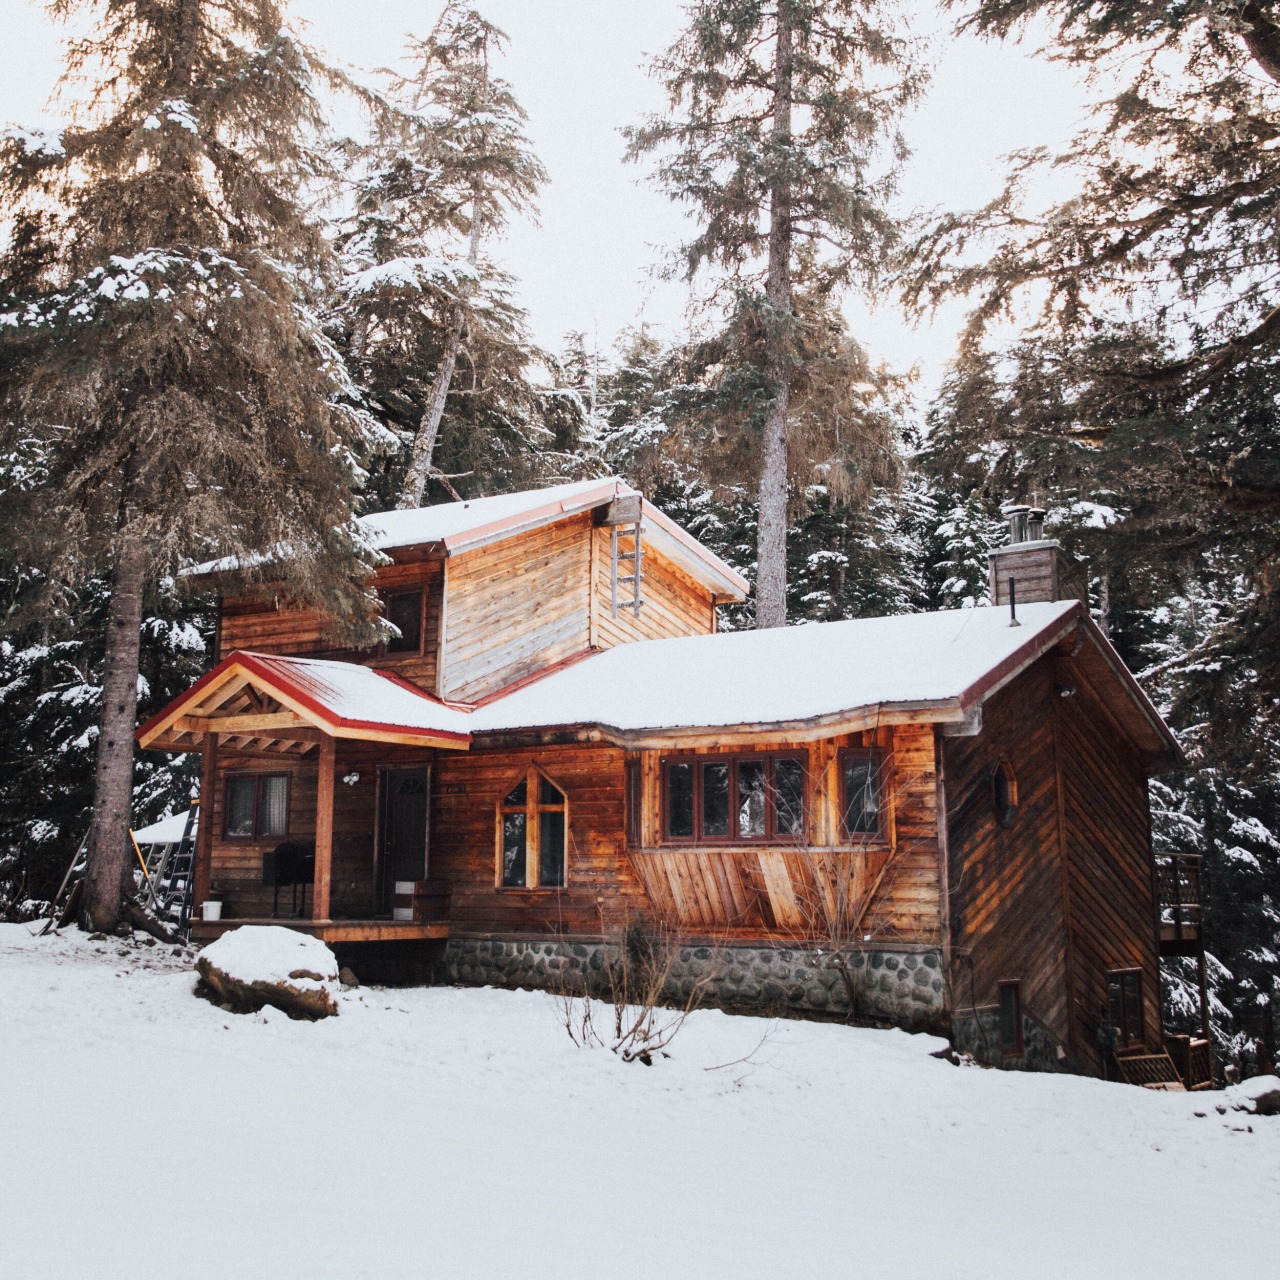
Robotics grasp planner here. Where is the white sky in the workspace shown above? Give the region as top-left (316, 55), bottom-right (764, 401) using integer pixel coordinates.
top-left (4, 0), bottom-right (1095, 397)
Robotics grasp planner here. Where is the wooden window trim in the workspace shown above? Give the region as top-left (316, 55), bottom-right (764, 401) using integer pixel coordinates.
top-left (837, 747), bottom-right (888, 845)
top-left (998, 980), bottom-right (1024, 1057)
top-left (381, 587), bottom-right (426, 657)
top-left (659, 752), bottom-right (808, 846)
top-left (624, 758), bottom-right (642, 849)
top-left (992, 758), bottom-right (1019, 828)
top-left (495, 764), bottom-right (569, 891)
top-left (222, 771), bottom-right (290, 842)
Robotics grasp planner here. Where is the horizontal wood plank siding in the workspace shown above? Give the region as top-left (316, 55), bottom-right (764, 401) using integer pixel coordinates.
top-left (440, 514), bottom-right (593, 702)
top-left (591, 526), bottom-right (715, 648)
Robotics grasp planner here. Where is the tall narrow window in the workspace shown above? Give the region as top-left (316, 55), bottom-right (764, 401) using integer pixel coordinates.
top-left (224, 773), bottom-right (289, 840)
top-left (1107, 969), bottom-right (1144, 1049)
top-left (839, 749), bottom-right (882, 839)
top-left (661, 755), bottom-right (807, 843)
top-left (624, 759), bottom-right (642, 848)
top-left (992, 759), bottom-right (1019, 827)
top-left (998, 981), bottom-right (1024, 1056)
top-left (498, 767), bottom-right (567, 889)
top-left (384, 589), bottom-right (423, 654)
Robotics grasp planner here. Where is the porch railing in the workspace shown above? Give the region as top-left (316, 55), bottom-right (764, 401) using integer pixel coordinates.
top-left (1156, 854), bottom-right (1202, 950)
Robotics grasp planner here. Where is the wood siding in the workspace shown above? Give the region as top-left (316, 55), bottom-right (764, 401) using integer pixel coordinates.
top-left (1055, 658), bottom-right (1162, 1069)
top-left (590, 525), bottom-right (716, 648)
top-left (218, 561), bottom-right (444, 692)
top-left (440, 514), bottom-right (594, 702)
top-left (944, 661), bottom-right (1071, 1055)
top-left (944, 654), bottom-right (1161, 1071)
top-left (626, 725), bottom-right (941, 945)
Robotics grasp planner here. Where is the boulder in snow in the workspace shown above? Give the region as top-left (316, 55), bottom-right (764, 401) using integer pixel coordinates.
top-left (1228, 1074), bottom-right (1280, 1116)
top-left (195, 926), bottom-right (340, 1020)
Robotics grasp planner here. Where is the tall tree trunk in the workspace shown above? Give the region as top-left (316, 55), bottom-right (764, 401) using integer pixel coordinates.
top-left (756, 6), bottom-right (794, 630)
top-left (81, 531), bottom-right (148, 932)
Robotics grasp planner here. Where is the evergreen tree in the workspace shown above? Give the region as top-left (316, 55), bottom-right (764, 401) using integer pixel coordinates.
top-left (0, 0), bottom-right (380, 932)
top-left (627, 0), bottom-right (922, 628)
top-left (335, 4), bottom-right (547, 509)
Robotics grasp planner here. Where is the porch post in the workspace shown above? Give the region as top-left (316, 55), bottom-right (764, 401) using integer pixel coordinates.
top-left (193, 732), bottom-right (217, 911)
top-left (314, 734), bottom-right (335, 922)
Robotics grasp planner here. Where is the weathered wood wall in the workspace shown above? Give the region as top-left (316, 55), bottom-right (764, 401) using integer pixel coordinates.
top-left (1055, 658), bottom-right (1162, 1070)
top-left (218, 561), bottom-right (444, 692)
top-left (944, 661), bottom-right (1071, 1055)
top-left (590, 525), bottom-right (716, 647)
top-left (203, 741), bottom-right (433, 920)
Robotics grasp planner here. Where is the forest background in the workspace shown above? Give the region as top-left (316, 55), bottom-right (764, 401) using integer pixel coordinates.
top-left (1, 0), bottom-right (1277, 1069)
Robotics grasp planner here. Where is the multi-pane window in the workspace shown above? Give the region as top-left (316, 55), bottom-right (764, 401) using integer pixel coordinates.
top-left (661, 755), bottom-right (806, 843)
top-left (499, 768), bottom-right (567, 888)
top-left (1107, 969), bottom-right (1144, 1049)
top-left (998, 981), bottom-right (1024, 1056)
top-left (839, 749), bottom-right (882, 840)
top-left (224, 773), bottom-right (289, 841)
top-left (384, 589), bottom-right (423, 654)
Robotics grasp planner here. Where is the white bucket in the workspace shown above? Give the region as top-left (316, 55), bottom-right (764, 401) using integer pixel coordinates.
top-left (201, 901), bottom-right (223, 922)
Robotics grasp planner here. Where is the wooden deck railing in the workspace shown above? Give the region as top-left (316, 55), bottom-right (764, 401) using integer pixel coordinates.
top-left (1156, 854), bottom-right (1202, 951)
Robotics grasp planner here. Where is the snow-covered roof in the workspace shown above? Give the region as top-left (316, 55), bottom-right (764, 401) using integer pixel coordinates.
top-left (132, 808), bottom-right (198, 844)
top-left (186, 478), bottom-right (749, 600)
top-left (470, 600), bottom-right (1083, 738)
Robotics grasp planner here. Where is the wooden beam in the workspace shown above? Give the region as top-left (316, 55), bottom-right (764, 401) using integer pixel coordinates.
top-left (193, 733), bottom-right (217, 913)
top-left (179, 712), bottom-right (310, 733)
top-left (314, 734), bottom-right (335, 923)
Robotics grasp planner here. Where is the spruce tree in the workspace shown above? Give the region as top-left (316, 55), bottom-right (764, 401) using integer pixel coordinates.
top-left (0, 0), bottom-right (379, 932)
top-left (335, 4), bottom-right (546, 509)
top-left (627, 0), bottom-right (921, 627)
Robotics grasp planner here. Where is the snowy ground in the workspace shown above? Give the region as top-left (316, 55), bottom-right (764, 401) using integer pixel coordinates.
top-left (2, 924), bottom-right (1276, 1280)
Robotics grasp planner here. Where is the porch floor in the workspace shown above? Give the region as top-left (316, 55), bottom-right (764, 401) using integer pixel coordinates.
top-left (190, 918), bottom-right (450, 944)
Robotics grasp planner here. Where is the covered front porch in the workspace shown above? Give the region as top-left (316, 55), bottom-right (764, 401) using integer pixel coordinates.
top-left (137, 649), bottom-right (475, 945)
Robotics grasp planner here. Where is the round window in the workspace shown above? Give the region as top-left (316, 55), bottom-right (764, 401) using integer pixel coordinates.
top-left (992, 759), bottom-right (1019, 828)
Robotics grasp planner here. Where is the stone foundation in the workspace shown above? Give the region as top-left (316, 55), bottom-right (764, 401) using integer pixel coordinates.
top-left (439, 935), bottom-right (947, 1032)
top-left (952, 1006), bottom-right (1065, 1071)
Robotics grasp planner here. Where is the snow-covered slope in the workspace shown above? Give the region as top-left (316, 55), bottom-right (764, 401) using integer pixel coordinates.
top-left (1, 925), bottom-right (1274, 1280)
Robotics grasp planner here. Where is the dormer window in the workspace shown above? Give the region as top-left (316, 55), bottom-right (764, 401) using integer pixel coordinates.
top-left (384, 589), bottom-right (423, 654)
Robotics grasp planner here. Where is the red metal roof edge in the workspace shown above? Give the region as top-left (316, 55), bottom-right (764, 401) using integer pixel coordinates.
top-left (137, 650), bottom-right (472, 747)
top-left (465, 646), bottom-right (601, 708)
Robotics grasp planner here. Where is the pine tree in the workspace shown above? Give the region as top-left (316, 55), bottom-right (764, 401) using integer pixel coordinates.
top-left (627, 0), bottom-right (922, 628)
top-left (0, 0), bottom-right (380, 932)
top-left (335, 4), bottom-right (547, 510)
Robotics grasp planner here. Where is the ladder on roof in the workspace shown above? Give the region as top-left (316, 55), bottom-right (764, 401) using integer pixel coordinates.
top-left (139, 807), bottom-right (199, 937)
top-left (610, 520), bottom-right (645, 617)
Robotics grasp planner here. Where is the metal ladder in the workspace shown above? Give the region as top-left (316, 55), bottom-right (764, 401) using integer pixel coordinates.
top-left (610, 520), bottom-right (645, 617)
top-left (140, 807), bottom-right (199, 936)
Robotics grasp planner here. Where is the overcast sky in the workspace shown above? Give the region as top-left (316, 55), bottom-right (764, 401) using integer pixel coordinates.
top-left (4, 0), bottom-right (1094, 396)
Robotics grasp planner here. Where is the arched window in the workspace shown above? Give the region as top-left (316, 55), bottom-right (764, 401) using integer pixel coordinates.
top-left (992, 759), bottom-right (1019, 828)
top-left (498, 767), bottom-right (567, 889)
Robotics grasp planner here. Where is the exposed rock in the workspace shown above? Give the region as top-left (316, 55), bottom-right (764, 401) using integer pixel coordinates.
top-left (1230, 1074), bottom-right (1280, 1116)
top-left (338, 966), bottom-right (360, 989)
top-left (195, 926), bottom-right (340, 1020)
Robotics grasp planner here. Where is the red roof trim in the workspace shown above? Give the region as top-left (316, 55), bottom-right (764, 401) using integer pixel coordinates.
top-left (466, 646), bottom-right (600, 709)
top-left (137, 650), bottom-right (472, 747)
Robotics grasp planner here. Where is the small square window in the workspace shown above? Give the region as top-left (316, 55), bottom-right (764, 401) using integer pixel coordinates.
top-left (223, 773), bottom-right (290, 841)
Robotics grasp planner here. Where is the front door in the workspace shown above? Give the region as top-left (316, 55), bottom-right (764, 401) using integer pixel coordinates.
top-left (380, 766), bottom-right (429, 912)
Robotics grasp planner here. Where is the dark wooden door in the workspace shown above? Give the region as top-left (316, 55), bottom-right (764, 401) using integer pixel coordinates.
top-left (380, 766), bottom-right (429, 911)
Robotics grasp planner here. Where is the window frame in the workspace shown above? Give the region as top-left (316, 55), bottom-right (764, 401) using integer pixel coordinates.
top-left (381, 587), bottom-right (425, 656)
top-left (1107, 968), bottom-right (1144, 1050)
top-left (837, 747), bottom-right (888, 844)
top-left (624, 758), bottom-right (642, 849)
top-left (222, 771), bottom-right (291, 842)
top-left (659, 752), bottom-right (809, 846)
top-left (496, 765), bottom-right (569, 891)
top-left (992, 758), bottom-right (1019, 828)
top-left (998, 980), bottom-right (1024, 1057)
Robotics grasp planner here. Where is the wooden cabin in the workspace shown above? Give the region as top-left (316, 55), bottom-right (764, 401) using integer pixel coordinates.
top-left (140, 480), bottom-right (1186, 1079)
